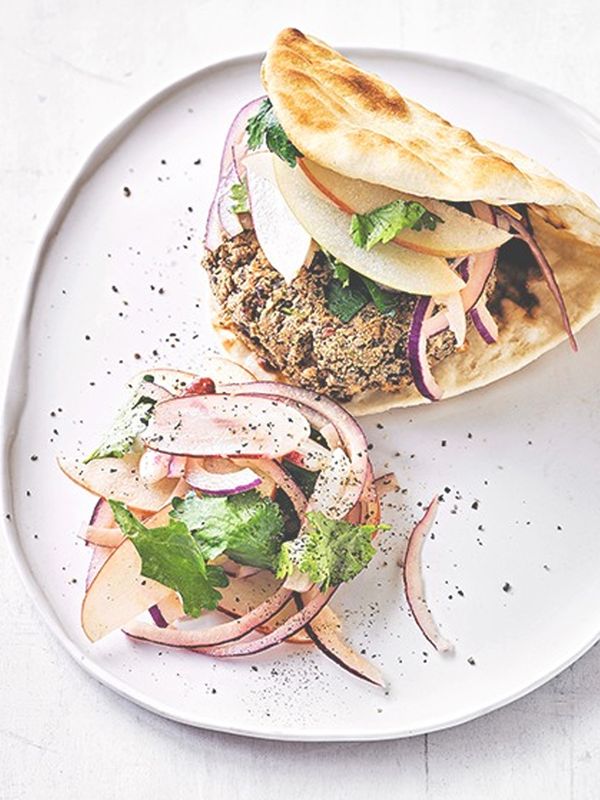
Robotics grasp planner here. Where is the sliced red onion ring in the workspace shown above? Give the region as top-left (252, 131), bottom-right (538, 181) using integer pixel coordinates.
top-left (204, 97), bottom-right (265, 251)
top-left (471, 302), bottom-right (499, 344)
top-left (185, 458), bottom-right (262, 495)
top-left (148, 605), bottom-right (169, 628)
top-left (403, 496), bottom-right (453, 653)
top-left (458, 256), bottom-right (498, 345)
top-left (408, 296), bottom-right (443, 402)
top-left (195, 588), bottom-right (336, 658)
top-left (123, 585), bottom-right (293, 648)
top-left (294, 594), bottom-right (386, 687)
top-left (496, 209), bottom-right (577, 352)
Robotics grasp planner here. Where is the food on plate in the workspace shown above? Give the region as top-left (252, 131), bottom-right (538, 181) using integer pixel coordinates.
top-left (60, 357), bottom-right (451, 686)
top-left (202, 27), bottom-right (600, 411)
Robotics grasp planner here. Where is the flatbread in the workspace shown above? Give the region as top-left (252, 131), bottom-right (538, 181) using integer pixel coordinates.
top-left (205, 29), bottom-right (600, 414)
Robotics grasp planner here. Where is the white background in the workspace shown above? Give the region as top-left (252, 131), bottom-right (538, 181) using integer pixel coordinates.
top-left (2, 1), bottom-right (600, 797)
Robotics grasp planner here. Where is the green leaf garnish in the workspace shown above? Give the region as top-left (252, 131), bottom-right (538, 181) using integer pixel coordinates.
top-left (276, 511), bottom-right (384, 590)
top-left (109, 500), bottom-right (228, 617)
top-left (170, 490), bottom-right (285, 572)
top-left (246, 98), bottom-right (302, 168)
top-left (83, 381), bottom-right (159, 463)
top-left (350, 199), bottom-right (443, 250)
top-left (361, 276), bottom-right (400, 316)
top-left (325, 277), bottom-right (370, 323)
top-left (230, 181), bottom-right (249, 213)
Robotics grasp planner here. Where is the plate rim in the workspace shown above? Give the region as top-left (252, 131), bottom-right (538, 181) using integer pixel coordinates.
top-left (4, 46), bottom-right (600, 742)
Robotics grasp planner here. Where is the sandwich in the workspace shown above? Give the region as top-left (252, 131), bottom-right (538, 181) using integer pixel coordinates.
top-left (202, 28), bottom-right (600, 413)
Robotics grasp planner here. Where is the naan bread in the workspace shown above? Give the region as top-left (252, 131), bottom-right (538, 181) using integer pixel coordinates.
top-left (207, 29), bottom-right (600, 413)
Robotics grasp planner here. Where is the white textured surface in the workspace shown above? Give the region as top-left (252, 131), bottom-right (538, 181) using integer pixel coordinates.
top-left (2, 1), bottom-right (600, 797)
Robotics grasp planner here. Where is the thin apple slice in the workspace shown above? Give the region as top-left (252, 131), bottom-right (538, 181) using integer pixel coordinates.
top-left (81, 539), bottom-right (172, 642)
top-left (300, 159), bottom-right (512, 257)
top-left (133, 357), bottom-right (256, 395)
top-left (59, 453), bottom-right (177, 512)
top-left (273, 157), bottom-right (464, 296)
top-left (244, 151), bottom-right (312, 282)
top-left (142, 394), bottom-right (311, 458)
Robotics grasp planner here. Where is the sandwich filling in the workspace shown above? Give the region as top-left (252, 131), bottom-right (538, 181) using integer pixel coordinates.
top-left (202, 93), bottom-right (573, 402)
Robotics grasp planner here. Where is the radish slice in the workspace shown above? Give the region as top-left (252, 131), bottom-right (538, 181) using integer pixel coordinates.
top-left (123, 586), bottom-right (293, 648)
top-left (374, 472), bottom-right (400, 498)
top-left (205, 97), bottom-right (264, 251)
top-left (496, 209), bottom-right (577, 352)
top-left (196, 588), bottom-right (336, 658)
top-left (222, 382), bottom-right (370, 513)
top-left (142, 394), bottom-right (311, 458)
top-left (407, 297), bottom-right (443, 402)
top-left (59, 453), bottom-right (178, 512)
top-left (185, 459), bottom-right (262, 495)
top-left (138, 450), bottom-right (171, 484)
top-left (295, 594), bottom-right (386, 687)
top-left (244, 151), bottom-right (313, 283)
top-left (403, 497), bottom-right (453, 653)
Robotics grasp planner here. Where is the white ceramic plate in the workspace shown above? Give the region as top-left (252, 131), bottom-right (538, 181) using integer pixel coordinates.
top-left (4, 50), bottom-right (600, 741)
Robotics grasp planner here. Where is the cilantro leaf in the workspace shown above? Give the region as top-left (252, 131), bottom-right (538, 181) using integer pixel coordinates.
top-left (170, 490), bottom-right (285, 572)
top-left (325, 275), bottom-right (370, 323)
top-left (84, 381), bottom-right (160, 463)
top-left (276, 511), bottom-right (383, 590)
top-left (109, 500), bottom-right (227, 617)
top-left (361, 276), bottom-right (399, 316)
top-left (350, 200), bottom-right (443, 251)
top-left (230, 181), bottom-right (249, 214)
top-left (246, 98), bottom-right (302, 168)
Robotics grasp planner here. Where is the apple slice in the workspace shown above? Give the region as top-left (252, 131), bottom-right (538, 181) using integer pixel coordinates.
top-left (300, 160), bottom-right (511, 257)
top-left (59, 453), bottom-right (177, 512)
top-left (133, 357), bottom-right (256, 396)
top-left (142, 394), bottom-right (311, 458)
top-left (244, 151), bottom-right (313, 282)
top-left (273, 157), bottom-right (464, 296)
top-left (81, 539), bottom-right (173, 642)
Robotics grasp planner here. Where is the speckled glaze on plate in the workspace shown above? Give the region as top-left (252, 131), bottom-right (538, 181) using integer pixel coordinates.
top-left (4, 50), bottom-right (600, 741)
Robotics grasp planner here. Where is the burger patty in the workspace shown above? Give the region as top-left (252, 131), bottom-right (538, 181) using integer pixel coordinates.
top-left (202, 230), bottom-right (459, 401)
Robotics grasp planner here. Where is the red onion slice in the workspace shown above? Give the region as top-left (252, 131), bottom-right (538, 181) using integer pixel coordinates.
top-left (403, 496), bottom-right (453, 653)
top-left (217, 161), bottom-right (245, 238)
top-left (497, 210), bottom-right (577, 351)
top-left (408, 296), bottom-right (443, 402)
top-left (185, 458), bottom-right (262, 495)
top-left (123, 585), bottom-right (293, 648)
top-left (471, 302), bottom-right (498, 344)
top-left (294, 594), bottom-right (386, 687)
top-left (195, 588), bottom-right (336, 658)
top-left (204, 97), bottom-right (265, 251)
